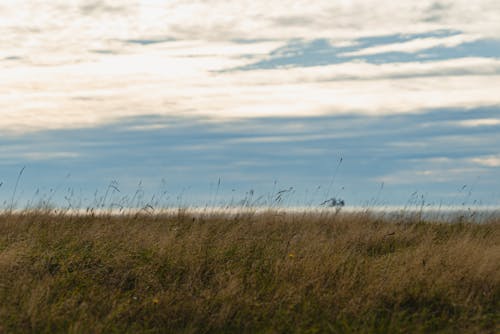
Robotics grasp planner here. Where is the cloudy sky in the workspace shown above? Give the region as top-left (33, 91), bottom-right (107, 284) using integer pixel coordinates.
top-left (1, 0), bottom-right (500, 208)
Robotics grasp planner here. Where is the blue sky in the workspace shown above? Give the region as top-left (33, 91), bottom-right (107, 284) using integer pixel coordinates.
top-left (1, 1), bottom-right (500, 208)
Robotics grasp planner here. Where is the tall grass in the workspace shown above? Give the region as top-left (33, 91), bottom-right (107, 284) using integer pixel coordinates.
top-left (0, 210), bottom-right (498, 333)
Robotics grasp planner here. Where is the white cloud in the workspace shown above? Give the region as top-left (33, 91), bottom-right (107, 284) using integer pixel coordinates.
top-left (457, 119), bottom-right (500, 127)
top-left (0, 146), bottom-right (80, 162)
top-left (21, 152), bottom-right (81, 160)
top-left (376, 165), bottom-right (488, 184)
top-left (471, 156), bottom-right (500, 167)
top-left (1, 1), bottom-right (499, 135)
top-left (2, 50), bottom-right (500, 134)
top-left (1, 1), bottom-right (499, 62)
top-left (376, 153), bottom-right (500, 184)
top-left (339, 34), bottom-right (480, 57)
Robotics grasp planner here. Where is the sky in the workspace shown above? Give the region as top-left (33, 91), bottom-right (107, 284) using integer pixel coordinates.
top-left (1, 0), bottom-right (500, 208)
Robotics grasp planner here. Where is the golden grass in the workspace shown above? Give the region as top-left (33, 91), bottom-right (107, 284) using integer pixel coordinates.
top-left (0, 210), bottom-right (499, 333)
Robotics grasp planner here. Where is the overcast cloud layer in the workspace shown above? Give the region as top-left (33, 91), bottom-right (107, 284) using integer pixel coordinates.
top-left (1, 1), bottom-right (499, 207)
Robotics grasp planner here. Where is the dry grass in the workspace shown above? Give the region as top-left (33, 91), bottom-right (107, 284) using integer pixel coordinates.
top-left (0, 209), bottom-right (499, 333)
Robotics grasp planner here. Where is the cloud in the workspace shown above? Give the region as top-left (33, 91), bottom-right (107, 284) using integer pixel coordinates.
top-left (235, 35), bottom-right (500, 70)
top-left (1, 1), bottom-right (499, 65)
top-left (79, 1), bottom-right (129, 16)
top-left (155, 0), bottom-right (500, 40)
top-left (423, 1), bottom-right (454, 22)
top-left (376, 167), bottom-right (487, 184)
top-left (2, 46), bottom-right (500, 135)
top-left (123, 38), bottom-right (175, 46)
top-left (21, 152), bottom-right (80, 161)
top-left (456, 119), bottom-right (500, 127)
top-left (339, 34), bottom-right (480, 57)
top-left (1, 2), bottom-right (498, 108)
top-left (471, 156), bottom-right (500, 167)
top-left (1, 0), bottom-right (499, 206)
top-left (1, 107), bottom-right (499, 206)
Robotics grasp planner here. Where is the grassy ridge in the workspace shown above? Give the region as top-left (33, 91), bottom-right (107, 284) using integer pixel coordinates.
top-left (0, 210), bottom-right (498, 333)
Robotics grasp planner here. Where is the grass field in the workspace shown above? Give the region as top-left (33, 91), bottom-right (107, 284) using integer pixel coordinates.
top-left (0, 209), bottom-right (498, 333)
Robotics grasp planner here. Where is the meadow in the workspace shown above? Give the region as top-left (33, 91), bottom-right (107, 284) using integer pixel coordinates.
top-left (0, 209), bottom-right (498, 333)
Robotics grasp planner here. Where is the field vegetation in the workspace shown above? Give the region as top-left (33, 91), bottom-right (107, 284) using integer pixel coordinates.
top-left (0, 209), bottom-right (498, 333)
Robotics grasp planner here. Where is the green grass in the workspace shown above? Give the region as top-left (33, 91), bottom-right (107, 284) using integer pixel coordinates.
top-left (0, 210), bottom-right (498, 333)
